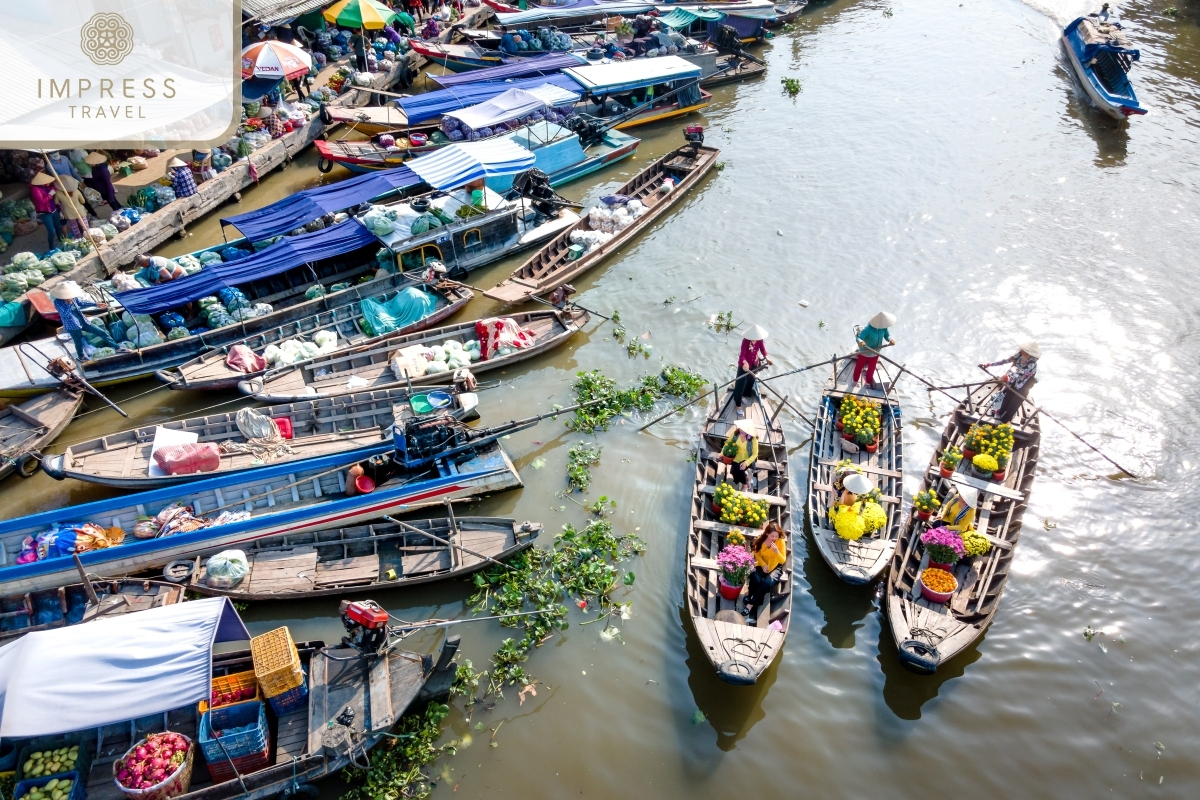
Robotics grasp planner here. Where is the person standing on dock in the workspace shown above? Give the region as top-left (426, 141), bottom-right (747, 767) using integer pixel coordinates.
top-left (50, 282), bottom-right (117, 360)
top-left (853, 311), bottom-right (896, 386)
top-left (29, 173), bottom-right (61, 253)
top-left (733, 324), bottom-right (770, 419)
top-left (84, 152), bottom-right (121, 210)
top-left (979, 340), bottom-right (1039, 423)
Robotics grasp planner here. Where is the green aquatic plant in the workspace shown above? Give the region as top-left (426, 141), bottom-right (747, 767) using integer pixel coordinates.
top-left (781, 76), bottom-right (802, 96)
top-left (566, 441), bottom-right (602, 492)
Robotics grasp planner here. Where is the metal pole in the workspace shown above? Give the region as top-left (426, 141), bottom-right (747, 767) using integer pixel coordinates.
top-left (382, 515), bottom-right (514, 572)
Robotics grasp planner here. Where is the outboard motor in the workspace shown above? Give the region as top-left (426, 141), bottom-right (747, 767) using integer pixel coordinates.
top-left (512, 168), bottom-right (568, 218)
top-left (394, 413), bottom-right (470, 467)
top-left (682, 124), bottom-right (705, 158)
top-left (340, 599), bottom-right (391, 654)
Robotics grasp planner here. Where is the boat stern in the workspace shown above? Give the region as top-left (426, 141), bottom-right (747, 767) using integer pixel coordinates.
top-left (40, 452), bottom-right (66, 480)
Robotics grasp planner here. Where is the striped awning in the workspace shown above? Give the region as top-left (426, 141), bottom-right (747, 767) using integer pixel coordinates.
top-left (407, 140), bottom-right (536, 190)
top-left (657, 7), bottom-right (724, 28)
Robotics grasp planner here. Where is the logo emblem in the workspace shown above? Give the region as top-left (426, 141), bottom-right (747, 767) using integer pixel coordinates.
top-left (80, 13), bottom-right (135, 66)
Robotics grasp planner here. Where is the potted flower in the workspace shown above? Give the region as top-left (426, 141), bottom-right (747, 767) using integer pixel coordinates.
top-left (939, 446), bottom-right (962, 478)
top-left (962, 423), bottom-right (990, 460)
top-left (992, 451), bottom-right (1010, 482)
top-left (919, 527), bottom-right (966, 571)
top-left (913, 489), bottom-right (940, 521)
top-left (971, 453), bottom-right (998, 480)
top-left (961, 530), bottom-right (992, 558)
top-left (716, 543), bottom-right (754, 601)
top-left (919, 567), bottom-right (958, 603)
top-left (712, 481), bottom-right (736, 516)
top-left (829, 502), bottom-right (867, 541)
top-left (721, 439), bottom-right (739, 465)
top-left (861, 500), bottom-right (888, 533)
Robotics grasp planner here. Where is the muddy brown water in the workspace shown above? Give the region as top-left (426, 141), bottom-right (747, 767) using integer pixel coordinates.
top-left (5, 0), bottom-right (1200, 795)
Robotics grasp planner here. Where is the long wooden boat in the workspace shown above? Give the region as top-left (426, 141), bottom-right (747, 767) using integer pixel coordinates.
top-left (34, 636), bottom-right (459, 800)
top-left (157, 281), bottom-right (473, 391)
top-left (686, 387), bottom-right (791, 685)
top-left (885, 382), bottom-right (1040, 673)
top-left (485, 138), bottom-right (720, 303)
top-left (41, 387), bottom-right (478, 490)
top-left (766, 0), bottom-right (807, 26)
top-left (180, 516), bottom-right (541, 600)
top-left (0, 267), bottom-right (461, 399)
top-left (407, 38), bottom-right (574, 72)
top-left (242, 308), bottom-right (587, 404)
top-left (322, 104), bottom-right (440, 136)
top-left (0, 440), bottom-right (523, 595)
top-left (1062, 16), bottom-right (1145, 120)
top-left (0, 387), bottom-right (85, 480)
top-left (0, 578), bottom-right (183, 642)
top-left (806, 357), bottom-right (903, 584)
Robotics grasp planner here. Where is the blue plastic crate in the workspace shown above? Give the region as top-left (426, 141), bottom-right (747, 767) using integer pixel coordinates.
top-left (199, 701), bottom-right (270, 763)
top-left (14, 771), bottom-right (84, 800)
top-left (267, 671), bottom-right (308, 716)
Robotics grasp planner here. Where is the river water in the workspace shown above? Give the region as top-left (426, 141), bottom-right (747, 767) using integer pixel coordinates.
top-left (7, 0), bottom-right (1200, 795)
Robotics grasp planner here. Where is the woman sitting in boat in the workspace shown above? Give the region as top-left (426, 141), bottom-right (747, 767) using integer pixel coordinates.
top-left (742, 522), bottom-right (786, 623)
top-left (133, 254), bottom-right (185, 285)
top-left (936, 485), bottom-right (978, 533)
top-left (345, 453), bottom-right (402, 496)
top-left (722, 419), bottom-right (759, 491)
top-left (838, 471), bottom-right (874, 509)
top-left (979, 340), bottom-right (1039, 423)
top-left (733, 324), bottom-right (770, 419)
top-left (50, 282), bottom-right (117, 360)
top-left (854, 311), bottom-right (896, 386)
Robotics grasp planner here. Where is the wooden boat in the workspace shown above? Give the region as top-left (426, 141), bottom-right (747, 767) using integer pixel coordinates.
top-left (0, 260), bottom-right (463, 399)
top-left (0, 578), bottom-right (183, 642)
top-left (0, 439), bottom-right (523, 595)
top-left (767, 0), bottom-right (807, 26)
top-left (700, 55), bottom-right (768, 87)
top-left (157, 280), bottom-right (473, 391)
top-left (485, 137), bottom-right (720, 303)
top-left (321, 104), bottom-right (440, 136)
top-left (885, 382), bottom-right (1040, 674)
top-left (41, 387), bottom-right (479, 490)
top-left (0, 387), bottom-right (84, 480)
top-left (180, 516), bottom-right (541, 600)
top-left (806, 357), bottom-right (903, 584)
top-left (407, 38), bottom-right (575, 72)
top-left (1062, 16), bottom-right (1145, 119)
top-left (242, 308), bottom-right (587, 404)
top-left (15, 633), bottom-right (460, 800)
top-left (686, 387), bottom-right (792, 685)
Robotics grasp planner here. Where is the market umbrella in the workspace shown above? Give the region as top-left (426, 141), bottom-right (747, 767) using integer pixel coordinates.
top-left (323, 0), bottom-right (399, 29)
top-left (240, 40), bottom-right (313, 80)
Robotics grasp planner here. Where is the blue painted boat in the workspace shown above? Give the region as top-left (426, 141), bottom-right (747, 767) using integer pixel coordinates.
top-left (0, 439), bottom-right (522, 595)
top-left (487, 121), bottom-right (639, 192)
top-left (1062, 16), bottom-right (1145, 119)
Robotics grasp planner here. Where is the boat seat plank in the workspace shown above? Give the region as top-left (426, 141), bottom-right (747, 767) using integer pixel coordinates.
top-left (314, 555), bottom-right (381, 587)
top-left (275, 710), bottom-right (309, 760)
top-left (690, 557), bottom-right (718, 571)
top-left (368, 651), bottom-right (394, 731)
top-left (698, 485), bottom-right (786, 506)
top-left (401, 550), bottom-right (450, 576)
top-left (813, 484), bottom-right (899, 504)
top-left (307, 653), bottom-right (328, 754)
top-left (817, 459), bottom-right (902, 478)
top-left (244, 549), bottom-right (319, 594)
top-left (948, 472), bottom-right (1024, 501)
top-left (703, 452), bottom-right (781, 471)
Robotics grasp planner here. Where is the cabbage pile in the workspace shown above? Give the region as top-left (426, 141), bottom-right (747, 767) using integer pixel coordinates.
top-left (262, 333), bottom-right (337, 367)
top-left (118, 312), bottom-right (165, 348)
top-left (114, 732), bottom-right (190, 793)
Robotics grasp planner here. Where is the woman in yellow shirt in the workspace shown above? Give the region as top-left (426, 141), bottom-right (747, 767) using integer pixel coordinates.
top-left (939, 485), bottom-right (978, 533)
top-left (722, 418), bottom-right (759, 491)
top-left (743, 522), bottom-right (786, 622)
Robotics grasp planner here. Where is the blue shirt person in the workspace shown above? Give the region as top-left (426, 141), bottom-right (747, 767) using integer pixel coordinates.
top-left (49, 282), bottom-right (117, 360)
top-left (853, 311), bottom-right (897, 385)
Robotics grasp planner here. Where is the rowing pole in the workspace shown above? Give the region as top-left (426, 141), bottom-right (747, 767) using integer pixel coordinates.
top-left (449, 277), bottom-right (612, 322)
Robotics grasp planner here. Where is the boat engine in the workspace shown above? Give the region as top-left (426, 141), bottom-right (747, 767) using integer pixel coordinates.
top-left (511, 168), bottom-right (571, 219)
top-left (340, 599), bottom-right (391, 654)
top-left (394, 414), bottom-right (472, 467)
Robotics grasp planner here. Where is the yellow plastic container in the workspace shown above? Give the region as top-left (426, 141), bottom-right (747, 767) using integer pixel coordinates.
top-left (250, 627), bottom-right (304, 698)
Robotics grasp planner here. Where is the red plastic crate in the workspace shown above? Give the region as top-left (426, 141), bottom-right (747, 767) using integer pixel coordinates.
top-left (204, 743), bottom-right (270, 784)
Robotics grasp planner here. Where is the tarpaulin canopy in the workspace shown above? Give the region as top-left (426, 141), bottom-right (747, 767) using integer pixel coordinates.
top-left (564, 55), bottom-right (702, 94)
top-left (0, 598), bottom-right (248, 737)
top-left (221, 166), bottom-right (421, 240)
top-left (657, 7), bottom-right (723, 29)
top-left (430, 53), bottom-right (587, 88)
top-left (446, 85), bottom-right (578, 130)
top-left (500, 0), bottom-right (653, 25)
top-left (114, 220), bottom-right (379, 314)
top-left (407, 139), bottom-right (536, 190)
top-left (397, 73), bottom-right (582, 124)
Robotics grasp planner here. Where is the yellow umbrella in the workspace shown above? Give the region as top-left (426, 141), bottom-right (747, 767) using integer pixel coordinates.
top-left (323, 0), bottom-right (399, 29)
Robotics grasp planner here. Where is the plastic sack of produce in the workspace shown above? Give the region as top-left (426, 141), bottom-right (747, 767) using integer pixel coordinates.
top-left (313, 330), bottom-right (338, 351)
top-left (358, 287), bottom-right (437, 338)
top-left (225, 344), bottom-right (267, 373)
top-left (23, 269), bottom-right (43, 286)
top-left (219, 246), bottom-right (251, 262)
top-left (153, 442), bottom-right (220, 476)
top-left (475, 316), bottom-right (537, 360)
top-left (199, 251), bottom-right (223, 265)
top-left (305, 284), bottom-right (326, 300)
top-left (390, 345), bottom-right (430, 380)
top-left (218, 286), bottom-right (249, 310)
top-left (111, 214), bottom-right (130, 232)
top-left (205, 550), bottom-right (249, 588)
top-left (11, 252), bottom-right (39, 270)
top-left (167, 327), bottom-right (189, 340)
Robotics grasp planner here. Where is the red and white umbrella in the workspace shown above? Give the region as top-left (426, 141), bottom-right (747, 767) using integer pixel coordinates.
top-left (240, 41), bottom-right (312, 81)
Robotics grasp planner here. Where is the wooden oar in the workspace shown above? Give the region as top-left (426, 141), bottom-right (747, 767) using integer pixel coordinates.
top-left (382, 515), bottom-right (515, 572)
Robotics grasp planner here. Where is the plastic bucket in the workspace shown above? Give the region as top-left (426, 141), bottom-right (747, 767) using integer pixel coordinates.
top-left (427, 390), bottom-right (452, 408)
top-left (355, 475), bottom-right (376, 494)
top-left (410, 394), bottom-right (434, 415)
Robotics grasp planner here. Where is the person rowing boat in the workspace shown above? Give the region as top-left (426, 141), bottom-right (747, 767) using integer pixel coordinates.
top-left (979, 340), bottom-right (1039, 423)
top-left (734, 324), bottom-right (771, 419)
top-left (854, 311), bottom-right (896, 387)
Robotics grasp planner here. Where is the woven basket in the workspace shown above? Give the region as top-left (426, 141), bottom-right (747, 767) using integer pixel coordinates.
top-left (112, 736), bottom-right (194, 800)
top-left (250, 627), bottom-right (304, 698)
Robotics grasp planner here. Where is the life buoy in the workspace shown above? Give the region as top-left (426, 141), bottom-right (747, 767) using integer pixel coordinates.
top-left (317, 157), bottom-right (334, 174)
top-left (397, 62), bottom-right (414, 88)
top-left (14, 451), bottom-right (41, 478)
top-left (898, 639), bottom-right (940, 674)
top-left (715, 659), bottom-right (756, 685)
top-left (163, 560), bottom-right (195, 583)
top-left (319, 103), bottom-right (334, 125)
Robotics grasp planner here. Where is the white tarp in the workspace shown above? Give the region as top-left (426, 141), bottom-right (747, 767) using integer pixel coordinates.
top-left (564, 55), bottom-right (702, 93)
top-left (0, 598), bottom-right (249, 737)
top-left (445, 85), bottom-right (580, 131)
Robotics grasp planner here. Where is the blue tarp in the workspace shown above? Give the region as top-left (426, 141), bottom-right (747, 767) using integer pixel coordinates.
top-left (221, 166), bottom-right (422, 241)
top-left (430, 53), bottom-right (587, 88)
top-left (498, 0), bottom-right (653, 26)
top-left (397, 73), bottom-right (582, 124)
top-left (407, 139), bottom-right (537, 190)
top-left (113, 220), bottom-right (379, 314)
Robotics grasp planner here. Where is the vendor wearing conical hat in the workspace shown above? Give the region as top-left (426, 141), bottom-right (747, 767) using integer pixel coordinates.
top-left (49, 281), bottom-right (116, 361)
top-left (722, 418), bottom-right (760, 491)
top-left (839, 471), bottom-right (874, 508)
top-left (980, 340), bottom-right (1040, 423)
top-left (733, 323), bottom-right (771, 419)
top-left (854, 311), bottom-right (896, 386)
top-left (28, 172), bottom-right (61, 253)
top-left (55, 175), bottom-right (92, 238)
top-left (938, 485), bottom-right (978, 534)
top-left (83, 152), bottom-right (121, 210)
